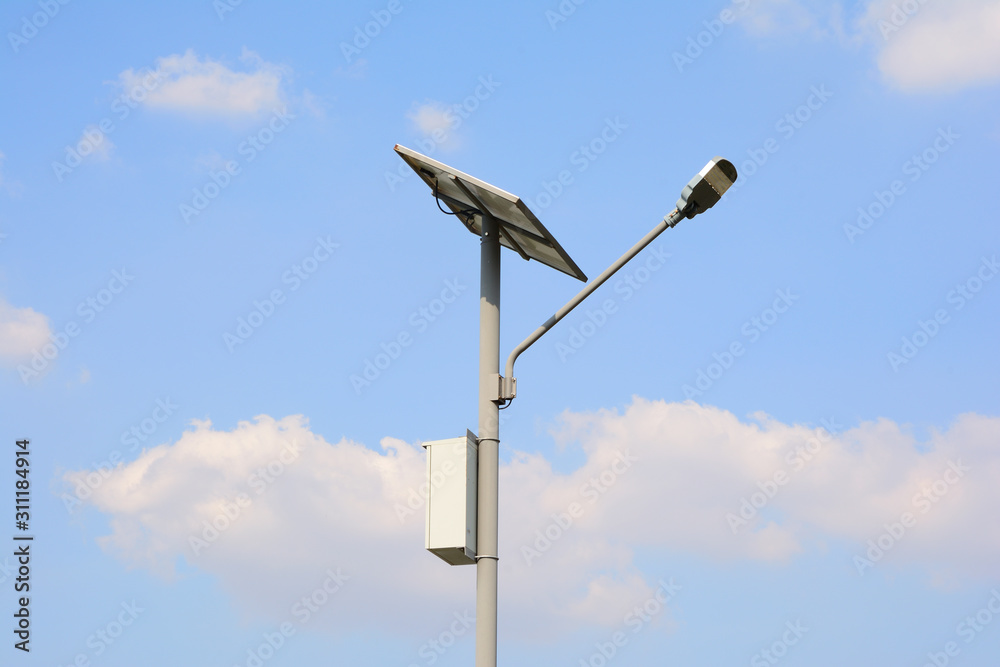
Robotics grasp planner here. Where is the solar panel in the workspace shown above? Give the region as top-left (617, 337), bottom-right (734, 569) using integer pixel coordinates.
top-left (395, 145), bottom-right (587, 282)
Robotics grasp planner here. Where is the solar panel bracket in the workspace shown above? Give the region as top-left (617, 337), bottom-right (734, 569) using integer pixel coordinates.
top-left (498, 224), bottom-right (531, 261)
top-left (500, 376), bottom-right (516, 401)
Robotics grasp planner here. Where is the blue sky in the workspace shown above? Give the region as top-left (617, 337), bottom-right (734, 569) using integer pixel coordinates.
top-left (1, 0), bottom-right (999, 665)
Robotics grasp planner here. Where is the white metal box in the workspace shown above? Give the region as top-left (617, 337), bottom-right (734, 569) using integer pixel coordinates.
top-left (422, 431), bottom-right (478, 565)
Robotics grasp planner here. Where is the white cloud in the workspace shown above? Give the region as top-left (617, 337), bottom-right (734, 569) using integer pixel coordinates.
top-left (408, 102), bottom-right (461, 151)
top-left (0, 297), bottom-right (52, 366)
top-left (76, 125), bottom-right (114, 162)
top-left (67, 416), bottom-right (474, 637)
top-left (409, 103), bottom-right (452, 135)
top-left (547, 401), bottom-right (1000, 581)
top-left (739, 0), bottom-right (822, 37)
top-left (334, 58), bottom-right (369, 80)
top-left (300, 88), bottom-right (327, 119)
top-left (66, 402), bottom-right (1000, 641)
top-left (862, 0), bottom-right (1000, 92)
top-left (117, 49), bottom-right (288, 116)
top-left (736, 0), bottom-right (1000, 92)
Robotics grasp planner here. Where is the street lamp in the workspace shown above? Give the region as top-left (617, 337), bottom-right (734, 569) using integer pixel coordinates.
top-left (396, 145), bottom-right (737, 667)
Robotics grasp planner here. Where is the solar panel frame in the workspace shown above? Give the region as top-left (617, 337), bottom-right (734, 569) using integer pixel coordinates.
top-left (395, 145), bottom-right (587, 282)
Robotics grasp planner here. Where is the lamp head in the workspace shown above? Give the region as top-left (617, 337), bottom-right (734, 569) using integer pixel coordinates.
top-left (676, 157), bottom-right (738, 218)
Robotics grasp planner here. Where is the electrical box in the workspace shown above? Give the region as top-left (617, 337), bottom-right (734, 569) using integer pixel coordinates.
top-left (422, 431), bottom-right (478, 566)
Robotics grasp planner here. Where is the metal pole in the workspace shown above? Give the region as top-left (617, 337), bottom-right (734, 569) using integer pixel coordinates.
top-left (476, 213), bottom-right (501, 667)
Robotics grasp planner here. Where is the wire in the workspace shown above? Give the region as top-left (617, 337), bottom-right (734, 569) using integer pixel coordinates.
top-left (434, 179), bottom-right (479, 228)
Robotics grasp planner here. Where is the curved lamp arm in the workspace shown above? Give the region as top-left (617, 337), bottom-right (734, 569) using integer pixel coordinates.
top-left (500, 156), bottom-right (738, 402)
top-left (500, 207), bottom-right (686, 400)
